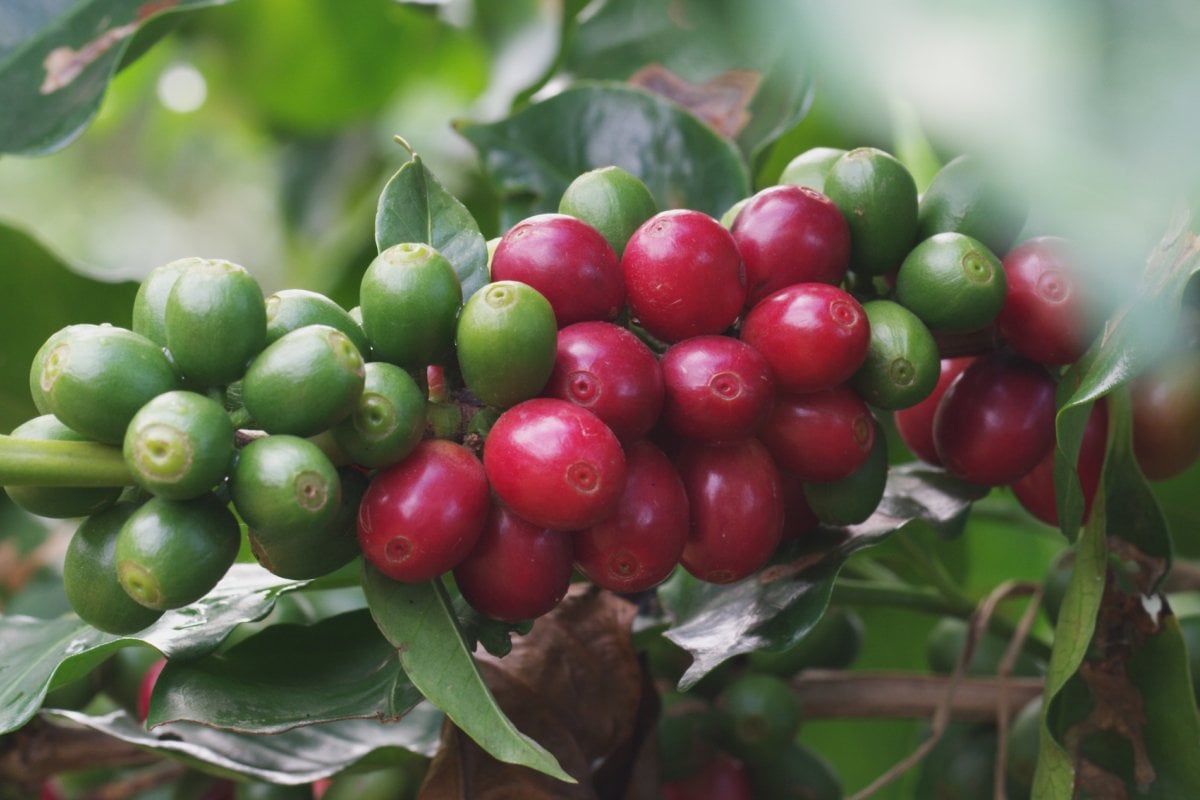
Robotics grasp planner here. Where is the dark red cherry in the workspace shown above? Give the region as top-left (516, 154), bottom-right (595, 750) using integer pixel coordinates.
top-left (1131, 350), bottom-right (1200, 480)
top-left (660, 335), bottom-right (774, 441)
top-left (662, 754), bottom-right (754, 800)
top-left (894, 357), bottom-right (975, 465)
top-left (1011, 399), bottom-right (1108, 525)
top-left (759, 385), bottom-right (876, 483)
top-left (778, 470), bottom-right (820, 541)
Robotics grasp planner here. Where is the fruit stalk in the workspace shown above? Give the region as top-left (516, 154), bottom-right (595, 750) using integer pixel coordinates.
top-left (0, 435), bottom-right (132, 487)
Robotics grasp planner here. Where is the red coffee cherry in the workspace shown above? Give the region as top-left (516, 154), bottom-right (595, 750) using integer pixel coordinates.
top-left (484, 398), bottom-right (626, 530)
top-left (490, 213), bottom-right (624, 326)
top-left (759, 385), bottom-right (876, 483)
top-left (997, 237), bottom-right (1100, 365)
top-left (1011, 399), bottom-right (1108, 525)
top-left (731, 184), bottom-right (851, 308)
top-left (622, 209), bottom-right (746, 342)
top-left (894, 357), bottom-right (975, 465)
top-left (542, 321), bottom-right (664, 443)
top-left (740, 283), bottom-right (870, 394)
top-left (453, 505), bottom-right (573, 622)
top-left (660, 335), bottom-right (774, 442)
top-left (676, 438), bottom-right (784, 584)
top-left (1131, 350), bottom-right (1200, 480)
top-left (358, 440), bottom-right (490, 582)
top-left (574, 440), bottom-right (689, 593)
top-left (663, 754), bottom-right (754, 800)
top-left (778, 470), bottom-right (820, 541)
top-left (933, 353), bottom-right (1057, 485)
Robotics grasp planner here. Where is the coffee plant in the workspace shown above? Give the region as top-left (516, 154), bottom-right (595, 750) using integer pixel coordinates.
top-left (2, 2), bottom-right (1200, 799)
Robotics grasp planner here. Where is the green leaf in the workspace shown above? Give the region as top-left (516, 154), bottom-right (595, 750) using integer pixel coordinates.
top-left (47, 705), bottom-right (443, 784)
top-left (375, 146), bottom-right (490, 301)
top-left (361, 564), bottom-right (573, 783)
top-left (148, 610), bottom-right (423, 734)
top-left (658, 463), bottom-right (986, 688)
top-left (0, 0), bottom-right (233, 155)
top-left (456, 82), bottom-right (751, 229)
top-left (0, 223), bottom-right (139, 433)
top-left (0, 565), bottom-right (304, 735)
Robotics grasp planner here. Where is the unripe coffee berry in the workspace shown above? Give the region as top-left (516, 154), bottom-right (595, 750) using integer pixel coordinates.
top-left (359, 242), bottom-right (461, 370)
top-left (231, 435), bottom-right (342, 535)
top-left (456, 281), bottom-right (557, 408)
top-left (123, 390), bottom-right (235, 500)
top-left (165, 259), bottom-right (267, 387)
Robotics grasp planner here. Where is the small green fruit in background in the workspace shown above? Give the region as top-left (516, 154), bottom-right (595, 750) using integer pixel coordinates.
top-left (456, 281), bottom-right (557, 408)
top-left (5, 415), bottom-right (122, 518)
top-left (331, 362), bottom-right (425, 468)
top-left (716, 673), bottom-right (803, 762)
top-left (264, 288), bottom-right (371, 357)
top-left (850, 299), bottom-right (940, 410)
top-left (747, 606), bottom-right (865, 676)
top-left (64, 503), bottom-right (164, 634)
top-left (231, 435), bottom-right (342, 535)
top-left (778, 146), bottom-right (846, 193)
top-left (824, 146), bottom-right (919, 276)
top-left (123, 391), bottom-right (235, 500)
top-left (165, 258), bottom-right (267, 387)
top-left (746, 742), bottom-right (842, 800)
top-left (558, 165), bottom-right (657, 257)
top-left (132, 258), bottom-right (201, 347)
top-left (359, 242), bottom-right (461, 370)
top-left (894, 232), bottom-right (1007, 332)
top-left (657, 691), bottom-right (720, 783)
top-left (242, 325), bottom-right (366, 436)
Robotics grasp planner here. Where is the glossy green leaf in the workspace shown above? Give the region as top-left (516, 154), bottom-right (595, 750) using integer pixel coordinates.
top-left (456, 82), bottom-right (750, 229)
top-left (48, 705), bottom-right (443, 784)
top-left (0, 0), bottom-right (233, 155)
top-left (361, 565), bottom-right (573, 783)
top-left (0, 565), bottom-right (304, 735)
top-left (0, 223), bottom-right (138, 433)
top-left (375, 147), bottom-right (490, 301)
top-left (659, 463), bottom-right (986, 688)
top-left (148, 610), bottom-right (423, 734)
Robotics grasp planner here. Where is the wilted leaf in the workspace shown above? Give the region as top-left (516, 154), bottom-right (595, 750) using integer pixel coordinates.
top-left (628, 65), bottom-right (760, 139)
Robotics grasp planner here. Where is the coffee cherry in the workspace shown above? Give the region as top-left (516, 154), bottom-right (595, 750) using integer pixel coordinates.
top-left (778, 146), bottom-right (846, 193)
top-left (676, 438), bottom-right (783, 584)
top-left (115, 493), bottom-right (241, 610)
top-left (746, 742), bottom-right (843, 800)
top-left (658, 691), bottom-right (720, 783)
top-left (63, 503), bottom-right (164, 634)
top-left (358, 439), bottom-right (490, 582)
top-left (456, 280), bottom-right (558, 408)
top-left (716, 673), bottom-right (802, 761)
top-left (997, 237), bottom-right (1100, 365)
top-left (250, 466), bottom-right (366, 580)
top-left (490, 213), bottom-right (624, 326)
top-left (484, 398), bottom-right (626, 530)
top-left (541, 321), bottom-right (664, 443)
top-left (917, 154), bottom-right (1027, 257)
top-left (331, 362), bottom-right (426, 468)
top-left (359, 243), bottom-right (461, 370)
top-left (165, 259), bottom-right (267, 387)
top-left (123, 391), bottom-right (235, 500)
top-left (824, 147), bottom-right (918, 276)
top-left (264, 288), bottom-right (371, 357)
top-left (850, 299), bottom-right (940, 410)
top-left (1131, 350), bottom-right (1200, 480)
top-left (660, 335), bottom-right (774, 442)
top-left (894, 232), bottom-right (1007, 332)
top-left (933, 353), bottom-right (1057, 485)
top-left (802, 419), bottom-right (888, 525)
top-left (573, 440), bottom-right (689, 593)
top-left (747, 607), bottom-right (865, 676)
top-left (778, 470), bottom-right (820, 541)
top-left (242, 325), bottom-right (366, 436)
top-left (1011, 399), bottom-right (1108, 526)
top-left (740, 283), bottom-right (869, 395)
top-left (558, 165), bottom-right (658, 258)
top-left (28, 324), bottom-right (101, 415)
top-left (663, 753), bottom-right (754, 800)
top-left (760, 385), bottom-right (876, 483)
top-left (132, 259), bottom-right (197, 347)
top-left (731, 184), bottom-right (851, 307)
top-left (4, 415), bottom-right (121, 518)
top-left (893, 357), bottom-right (975, 465)
top-left (231, 435), bottom-right (342, 535)
top-left (622, 209), bottom-right (746, 343)
top-left (453, 505), bottom-right (573, 621)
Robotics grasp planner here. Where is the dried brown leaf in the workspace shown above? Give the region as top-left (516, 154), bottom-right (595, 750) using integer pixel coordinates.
top-left (628, 65), bottom-right (760, 139)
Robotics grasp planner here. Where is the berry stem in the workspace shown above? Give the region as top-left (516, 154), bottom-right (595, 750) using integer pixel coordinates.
top-left (0, 435), bottom-right (132, 487)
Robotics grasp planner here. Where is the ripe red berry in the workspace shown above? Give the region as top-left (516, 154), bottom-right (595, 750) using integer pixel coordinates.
top-left (490, 213), bottom-right (624, 326)
top-left (137, 657), bottom-right (168, 723)
top-left (759, 385), bottom-right (876, 483)
top-left (740, 283), bottom-right (870, 394)
top-left (894, 357), bottom-right (975, 465)
top-left (933, 354), bottom-right (1057, 485)
top-left (453, 505), bottom-right (573, 621)
top-left (1011, 399), bottom-right (1108, 525)
top-left (663, 754), bottom-right (754, 800)
top-left (731, 184), bottom-right (851, 308)
top-left (622, 210), bottom-right (746, 342)
top-left (357, 440), bottom-right (490, 582)
top-left (778, 470), bottom-right (820, 540)
top-left (484, 398), bottom-right (626, 530)
top-left (542, 321), bottom-right (664, 443)
top-left (660, 335), bottom-right (774, 441)
top-left (1131, 350), bottom-right (1200, 480)
top-left (997, 237), bottom-right (1100, 365)
top-left (676, 438), bottom-right (783, 584)
top-left (574, 440), bottom-right (689, 593)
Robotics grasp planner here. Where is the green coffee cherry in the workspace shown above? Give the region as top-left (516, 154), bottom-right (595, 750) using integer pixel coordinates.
top-left (248, 466), bottom-right (365, 579)
top-left (231, 435), bottom-right (341, 535)
top-left (850, 300), bottom-right (940, 410)
top-left (5, 415), bottom-right (122, 518)
top-left (803, 422), bottom-right (888, 525)
top-left (165, 259), bottom-right (266, 387)
top-left (657, 691), bottom-right (720, 782)
top-left (747, 742), bottom-right (843, 800)
top-left (778, 146), bottom-right (846, 193)
top-left (359, 243), bottom-right (461, 370)
top-left (28, 324), bottom-right (100, 415)
top-left (558, 165), bottom-right (658, 257)
top-left (115, 493), bottom-right (241, 611)
top-left (824, 147), bottom-right (919, 276)
top-left (63, 502), bottom-right (164, 634)
top-left (918, 154), bottom-right (1027, 257)
top-left (455, 280), bottom-right (557, 408)
top-left (331, 362), bottom-right (425, 468)
top-left (894, 232), bottom-right (1007, 332)
top-left (132, 258), bottom-right (200, 347)
top-left (242, 325), bottom-right (366, 436)
top-left (747, 607), bottom-right (865, 676)
top-left (264, 288), bottom-right (371, 357)
top-left (925, 617), bottom-right (1044, 677)
top-left (123, 390), bottom-right (235, 500)
top-left (38, 325), bottom-right (179, 444)
top-left (716, 673), bottom-right (803, 762)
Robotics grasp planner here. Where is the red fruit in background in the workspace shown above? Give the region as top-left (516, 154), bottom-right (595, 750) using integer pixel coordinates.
top-left (137, 657), bottom-right (167, 723)
top-left (779, 470), bottom-right (820, 540)
top-left (663, 754), bottom-right (754, 800)
top-left (542, 321), bottom-right (664, 443)
top-left (660, 335), bottom-right (774, 441)
top-left (622, 209), bottom-right (746, 342)
top-left (933, 353), bottom-right (1057, 485)
top-left (740, 283), bottom-right (870, 394)
top-left (491, 213), bottom-right (624, 326)
top-left (731, 184), bottom-right (851, 308)
top-left (574, 440), bottom-right (689, 593)
top-left (1131, 350), bottom-right (1200, 480)
top-left (997, 237), bottom-right (1101, 365)
top-left (894, 356), bottom-right (975, 465)
top-left (453, 505), bottom-right (573, 621)
top-left (1012, 399), bottom-right (1108, 526)
top-left (358, 440), bottom-right (490, 582)
top-left (484, 398), bottom-right (626, 530)
top-left (676, 438), bottom-right (783, 584)
top-left (759, 385), bottom-right (876, 483)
